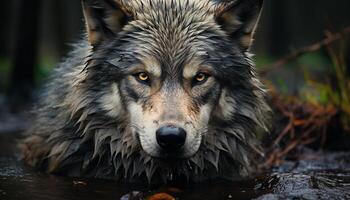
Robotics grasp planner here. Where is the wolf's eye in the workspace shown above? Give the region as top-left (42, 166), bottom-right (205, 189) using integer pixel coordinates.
top-left (134, 72), bottom-right (150, 84)
top-left (193, 72), bottom-right (209, 85)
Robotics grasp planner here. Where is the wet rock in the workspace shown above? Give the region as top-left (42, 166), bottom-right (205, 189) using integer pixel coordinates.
top-left (256, 151), bottom-right (350, 200)
top-left (120, 191), bottom-right (144, 200)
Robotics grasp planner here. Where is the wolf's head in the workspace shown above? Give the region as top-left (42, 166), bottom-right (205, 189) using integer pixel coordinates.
top-left (79, 0), bottom-right (270, 180)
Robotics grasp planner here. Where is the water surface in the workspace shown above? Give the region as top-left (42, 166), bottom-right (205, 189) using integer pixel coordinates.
top-left (1, 133), bottom-right (350, 200)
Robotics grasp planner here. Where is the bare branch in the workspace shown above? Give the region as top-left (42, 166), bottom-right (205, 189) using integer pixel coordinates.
top-left (259, 26), bottom-right (350, 76)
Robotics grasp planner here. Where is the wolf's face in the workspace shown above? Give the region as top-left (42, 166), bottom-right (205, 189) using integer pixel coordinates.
top-left (119, 55), bottom-right (220, 158)
top-left (83, 0), bottom-right (268, 164)
top-left (98, 28), bottom-right (223, 159)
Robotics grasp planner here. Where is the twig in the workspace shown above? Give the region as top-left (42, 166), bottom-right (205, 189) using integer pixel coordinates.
top-left (259, 92), bottom-right (338, 170)
top-left (259, 26), bottom-right (350, 76)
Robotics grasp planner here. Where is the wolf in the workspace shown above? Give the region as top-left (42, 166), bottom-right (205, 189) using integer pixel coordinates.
top-left (21, 0), bottom-right (270, 183)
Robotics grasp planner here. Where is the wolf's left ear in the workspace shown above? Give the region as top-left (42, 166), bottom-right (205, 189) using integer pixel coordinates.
top-left (216, 0), bottom-right (263, 51)
top-left (82, 0), bottom-right (132, 47)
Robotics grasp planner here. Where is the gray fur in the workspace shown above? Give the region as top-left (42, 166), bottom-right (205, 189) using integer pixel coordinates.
top-left (21, 0), bottom-right (271, 183)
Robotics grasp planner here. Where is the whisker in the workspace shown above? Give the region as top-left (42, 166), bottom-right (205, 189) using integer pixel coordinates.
top-left (196, 127), bottom-right (209, 137)
top-left (127, 123), bottom-right (145, 134)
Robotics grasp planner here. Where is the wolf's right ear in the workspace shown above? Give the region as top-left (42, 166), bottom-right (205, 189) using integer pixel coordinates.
top-left (82, 0), bottom-right (131, 47)
top-left (216, 0), bottom-right (263, 51)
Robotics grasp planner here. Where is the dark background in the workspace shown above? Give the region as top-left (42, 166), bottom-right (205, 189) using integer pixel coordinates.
top-left (0, 0), bottom-right (350, 106)
top-left (0, 2), bottom-right (350, 198)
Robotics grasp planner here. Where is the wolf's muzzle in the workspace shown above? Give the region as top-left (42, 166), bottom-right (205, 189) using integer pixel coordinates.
top-left (156, 125), bottom-right (186, 152)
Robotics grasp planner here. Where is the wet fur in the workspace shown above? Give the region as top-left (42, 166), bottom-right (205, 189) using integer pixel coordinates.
top-left (21, 0), bottom-right (271, 183)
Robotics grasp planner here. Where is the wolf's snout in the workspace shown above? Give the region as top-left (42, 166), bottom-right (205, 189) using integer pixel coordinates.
top-left (156, 125), bottom-right (186, 151)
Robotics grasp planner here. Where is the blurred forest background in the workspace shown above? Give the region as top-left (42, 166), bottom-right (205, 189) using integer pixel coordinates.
top-left (0, 0), bottom-right (350, 105)
top-left (0, 0), bottom-right (350, 170)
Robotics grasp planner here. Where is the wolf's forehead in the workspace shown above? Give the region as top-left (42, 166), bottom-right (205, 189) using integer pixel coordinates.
top-left (127, 0), bottom-right (219, 15)
top-left (128, 0), bottom-right (221, 29)
top-left (123, 0), bottom-right (224, 69)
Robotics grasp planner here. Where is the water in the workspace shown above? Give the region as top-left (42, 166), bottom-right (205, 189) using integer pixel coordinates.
top-left (1, 133), bottom-right (350, 200)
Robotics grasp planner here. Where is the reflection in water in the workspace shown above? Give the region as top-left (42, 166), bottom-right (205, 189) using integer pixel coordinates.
top-left (1, 133), bottom-right (350, 200)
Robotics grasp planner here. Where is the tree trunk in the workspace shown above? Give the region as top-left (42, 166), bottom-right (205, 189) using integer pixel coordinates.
top-left (0, 1), bottom-right (11, 57)
top-left (8, 0), bottom-right (41, 108)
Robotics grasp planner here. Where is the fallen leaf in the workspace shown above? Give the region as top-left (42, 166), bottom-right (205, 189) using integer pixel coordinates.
top-left (147, 193), bottom-right (175, 200)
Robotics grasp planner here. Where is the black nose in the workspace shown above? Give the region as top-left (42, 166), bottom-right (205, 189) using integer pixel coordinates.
top-left (156, 125), bottom-right (186, 151)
